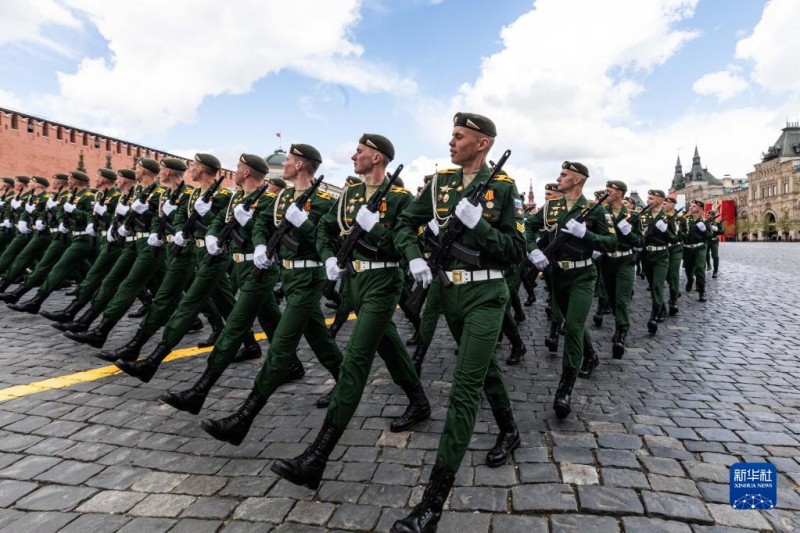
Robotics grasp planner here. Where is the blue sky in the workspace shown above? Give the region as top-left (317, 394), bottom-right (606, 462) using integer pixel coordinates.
top-left (1, 0), bottom-right (799, 199)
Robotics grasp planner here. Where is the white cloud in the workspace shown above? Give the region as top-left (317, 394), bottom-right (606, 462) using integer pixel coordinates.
top-left (0, 0), bottom-right (82, 54)
top-left (693, 69), bottom-right (749, 101)
top-left (736, 0), bottom-right (800, 93)
top-left (0, 89), bottom-right (24, 111)
top-left (23, 0), bottom-right (414, 138)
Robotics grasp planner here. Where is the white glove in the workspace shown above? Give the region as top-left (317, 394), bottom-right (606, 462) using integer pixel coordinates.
top-left (194, 197), bottom-right (212, 216)
top-left (85, 223), bottom-right (96, 236)
top-left (253, 244), bottom-right (273, 270)
top-left (34, 220), bottom-right (46, 231)
top-left (234, 204), bottom-right (253, 227)
top-left (117, 225), bottom-right (129, 237)
top-left (205, 235), bottom-right (221, 255)
top-left (17, 220), bottom-right (30, 234)
top-left (162, 201), bottom-right (177, 217)
top-left (355, 206), bottom-right (379, 232)
top-left (2, 219), bottom-right (11, 228)
top-left (46, 198), bottom-right (57, 210)
top-left (173, 231), bottom-right (186, 247)
top-left (58, 223), bottom-right (68, 234)
top-left (528, 249), bottom-right (549, 270)
top-left (63, 202), bottom-right (76, 214)
top-left (562, 218), bottom-right (587, 239)
top-left (0, 200), bottom-right (4, 207)
top-left (324, 256), bottom-right (344, 281)
top-left (115, 203), bottom-right (130, 216)
top-left (131, 199), bottom-right (148, 214)
top-left (592, 250), bottom-right (602, 260)
top-left (25, 203), bottom-right (35, 214)
top-left (711, 224), bottom-right (718, 232)
top-left (409, 257), bottom-right (433, 289)
top-left (655, 219), bottom-right (668, 233)
top-left (426, 219), bottom-right (440, 236)
top-left (147, 234), bottom-right (163, 247)
top-left (284, 204), bottom-right (308, 227)
top-left (617, 219), bottom-right (632, 236)
top-left (696, 221), bottom-right (706, 232)
top-left (454, 198), bottom-right (482, 229)
top-left (106, 230), bottom-right (116, 243)
top-left (93, 202), bottom-right (107, 216)
top-left (10, 199), bottom-right (21, 209)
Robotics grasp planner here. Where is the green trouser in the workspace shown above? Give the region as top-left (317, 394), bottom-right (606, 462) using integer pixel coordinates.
top-left (74, 244), bottom-right (124, 306)
top-left (250, 266), bottom-right (341, 396)
top-left (206, 263), bottom-right (288, 373)
top-left (506, 265), bottom-right (524, 318)
top-left (0, 235), bottom-right (31, 275)
top-left (332, 276), bottom-right (354, 325)
top-left (436, 279), bottom-right (511, 472)
top-left (545, 267), bottom-right (564, 324)
top-left (418, 276), bottom-right (443, 348)
top-left (599, 255), bottom-right (635, 332)
top-left (160, 253), bottom-right (237, 350)
top-left (324, 268), bottom-right (419, 431)
top-left (39, 238), bottom-right (97, 294)
top-left (594, 263), bottom-right (607, 305)
top-left (101, 239), bottom-right (167, 321)
top-left (707, 241), bottom-right (719, 272)
top-left (23, 238), bottom-right (68, 288)
top-left (643, 249), bottom-right (669, 316)
top-left (666, 244), bottom-right (682, 296)
top-left (137, 246), bottom-right (198, 338)
top-left (4, 234), bottom-right (51, 283)
top-left (91, 244), bottom-right (138, 313)
top-left (0, 231), bottom-right (12, 254)
top-left (683, 245), bottom-right (707, 293)
top-left (552, 265), bottom-right (595, 371)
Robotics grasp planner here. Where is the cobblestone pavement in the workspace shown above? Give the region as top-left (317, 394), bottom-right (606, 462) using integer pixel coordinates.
top-left (0, 242), bottom-right (798, 532)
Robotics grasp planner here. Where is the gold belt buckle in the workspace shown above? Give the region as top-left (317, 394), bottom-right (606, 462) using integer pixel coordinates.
top-left (451, 269), bottom-right (465, 284)
top-left (195, 239), bottom-right (204, 248)
top-left (559, 260), bottom-right (571, 269)
top-left (353, 259), bottom-right (363, 273)
top-left (233, 253), bottom-right (243, 262)
top-left (282, 259), bottom-right (292, 269)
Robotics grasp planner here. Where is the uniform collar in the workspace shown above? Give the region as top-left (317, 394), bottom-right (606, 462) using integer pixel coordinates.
top-left (459, 164), bottom-right (491, 198)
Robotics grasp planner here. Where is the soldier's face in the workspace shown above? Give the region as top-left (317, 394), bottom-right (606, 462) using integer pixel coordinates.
top-left (690, 204), bottom-right (702, 216)
top-left (557, 169), bottom-right (583, 194)
top-left (283, 155), bottom-right (299, 181)
top-left (663, 202), bottom-right (675, 213)
top-left (352, 144), bottom-right (377, 175)
top-left (449, 127), bottom-right (485, 166)
top-left (233, 162), bottom-right (247, 187)
top-left (605, 187), bottom-right (622, 203)
top-left (622, 199), bottom-right (633, 210)
top-left (647, 195), bottom-right (663, 208)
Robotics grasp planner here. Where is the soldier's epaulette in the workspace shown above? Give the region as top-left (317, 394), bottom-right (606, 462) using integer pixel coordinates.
top-left (182, 188), bottom-right (194, 195)
top-left (154, 187), bottom-right (167, 194)
top-left (217, 188), bottom-right (232, 196)
top-left (389, 186), bottom-right (410, 195)
top-left (111, 191), bottom-right (120, 197)
top-left (82, 191), bottom-right (95, 197)
top-left (494, 173), bottom-right (514, 184)
top-left (316, 191), bottom-right (333, 200)
top-left (265, 192), bottom-right (278, 198)
top-left (438, 168), bottom-right (458, 174)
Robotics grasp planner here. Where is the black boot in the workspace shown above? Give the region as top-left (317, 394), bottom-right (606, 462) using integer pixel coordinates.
top-left (655, 304), bottom-right (666, 322)
top-left (647, 312), bottom-right (658, 335)
top-left (524, 293), bottom-right (536, 306)
top-left (233, 332), bottom-right (261, 363)
top-left (712, 270), bottom-right (718, 279)
top-left (160, 365), bottom-right (223, 415)
top-left (197, 314), bottom-right (224, 348)
top-left (698, 291), bottom-right (707, 302)
top-left (200, 390), bottom-right (268, 446)
top-left (578, 342), bottom-right (599, 379)
top-left (315, 367), bottom-right (340, 409)
top-left (328, 315), bottom-right (347, 338)
top-left (283, 358), bottom-right (305, 384)
top-left (685, 278), bottom-right (694, 293)
top-left (8, 290), bottom-right (48, 313)
top-left (612, 329), bottom-right (626, 359)
top-left (115, 342), bottom-right (171, 383)
top-left (505, 327), bottom-right (527, 366)
top-left (187, 316), bottom-right (204, 332)
top-left (40, 298), bottom-right (84, 322)
top-left (97, 328), bottom-right (151, 363)
top-left (390, 382), bottom-right (431, 432)
top-left (127, 292), bottom-right (152, 319)
top-left (544, 322), bottom-right (560, 353)
top-left (0, 277), bottom-right (10, 293)
top-left (0, 285), bottom-right (30, 304)
top-left (411, 343), bottom-right (428, 378)
top-left (553, 369), bottom-right (579, 419)
top-left (405, 332), bottom-right (419, 347)
top-left (53, 308), bottom-right (98, 332)
top-left (486, 407), bottom-right (521, 467)
top-left (270, 419), bottom-right (344, 490)
top-left (668, 291), bottom-right (679, 316)
top-left (592, 301), bottom-right (607, 328)
top-left (391, 461), bottom-right (455, 533)
top-left (64, 316), bottom-right (117, 348)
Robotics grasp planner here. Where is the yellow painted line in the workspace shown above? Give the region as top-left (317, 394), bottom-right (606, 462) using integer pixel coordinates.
top-left (0, 312), bottom-right (357, 402)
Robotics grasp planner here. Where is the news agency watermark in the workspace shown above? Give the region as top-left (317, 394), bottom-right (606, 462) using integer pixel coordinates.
top-left (730, 462), bottom-right (777, 510)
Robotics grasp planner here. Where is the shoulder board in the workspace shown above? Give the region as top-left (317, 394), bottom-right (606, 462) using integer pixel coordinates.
top-left (83, 191), bottom-right (95, 197)
top-left (494, 174), bottom-right (514, 184)
top-left (265, 192), bottom-right (278, 198)
top-left (316, 191), bottom-right (333, 200)
top-left (438, 168), bottom-right (458, 174)
top-left (389, 186), bottom-right (410, 195)
top-left (111, 191), bottom-right (120, 197)
top-left (217, 188), bottom-right (232, 195)
top-left (154, 187), bottom-right (166, 194)
top-left (182, 189), bottom-right (194, 195)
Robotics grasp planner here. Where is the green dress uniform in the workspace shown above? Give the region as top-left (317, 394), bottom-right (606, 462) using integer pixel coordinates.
top-left (706, 217), bottom-right (723, 276)
top-left (681, 214), bottom-right (709, 300)
top-left (0, 188), bottom-right (16, 253)
top-left (528, 201), bottom-right (565, 352)
top-left (640, 208), bottom-right (678, 332)
top-left (2, 190), bottom-right (54, 284)
top-left (0, 190), bottom-right (34, 275)
top-left (665, 211), bottom-right (684, 314)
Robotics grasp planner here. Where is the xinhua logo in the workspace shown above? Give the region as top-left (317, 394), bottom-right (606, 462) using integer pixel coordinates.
top-left (730, 462), bottom-right (777, 510)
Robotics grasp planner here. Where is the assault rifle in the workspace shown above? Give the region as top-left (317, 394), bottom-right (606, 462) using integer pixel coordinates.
top-left (405, 149), bottom-right (512, 319)
top-left (152, 181), bottom-right (185, 252)
top-left (252, 175), bottom-right (324, 280)
top-left (205, 183), bottom-right (269, 264)
top-left (172, 175), bottom-right (225, 254)
top-left (90, 189), bottom-right (109, 246)
top-left (58, 187), bottom-right (79, 243)
top-left (541, 190), bottom-right (611, 264)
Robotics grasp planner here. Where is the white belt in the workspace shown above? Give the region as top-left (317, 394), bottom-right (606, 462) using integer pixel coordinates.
top-left (351, 260), bottom-right (398, 273)
top-left (684, 242), bottom-right (705, 249)
top-left (135, 232), bottom-right (151, 239)
top-left (232, 253), bottom-right (254, 263)
top-left (125, 236), bottom-right (136, 242)
top-left (71, 231), bottom-right (90, 236)
top-left (606, 250), bottom-right (634, 259)
top-left (282, 259), bottom-right (322, 270)
top-left (555, 259), bottom-right (593, 271)
top-left (195, 239), bottom-right (205, 248)
top-left (445, 269), bottom-right (504, 285)
top-left (100, 231), bottom-right (108, 236)
top-left (669, 243), bottom-right (682, 248)
top-left (645, 245), bottom-right (667, 252)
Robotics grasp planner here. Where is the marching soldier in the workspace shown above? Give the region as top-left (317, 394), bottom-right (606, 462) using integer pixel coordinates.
top-left (538, 183), bottom-right (565, 352)
top-left (662, 196), bottom-right (683, 315)
top-left (640, 190), bottom-right (677, 334)
top-left (0, 176), bottom-right (33, 279)
top-left (682, 199), bottom-right (709, 302)
top-left (0, 177), bottom-right (17, 258)
top-left (705, 209), bottom-right (722, 277)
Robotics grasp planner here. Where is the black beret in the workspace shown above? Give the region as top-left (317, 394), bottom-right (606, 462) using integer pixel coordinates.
top-left (562, 161), bottom-right (589, 178)
top-left (2, 177), bottom-right (14, 186)
top-left (664, 196), bottom-right (677, 204)
top-left (453, 112), bottom-right (496, 137)
top-left (240, 153), bottom-right (268, 174)
top-left (32, 176), bottom-right (50, 187)
top-left (624, 196), bottom-right (635, 204)
top-left (161, 158), bottom-right (187, 172)
top-left (290, 143), bottom-right (322, 164)
top-left (648, 189), bottom-right (666, 198)
top-left (138, 158), bottom-right (160, 174)
top-left (52, 173), bottom-right (69, 182)
top-left (117, 169), bottom-right (136, 181)
top-left (98, 168), bottom-right (117, 181)
top-left (359, 133), bottom-right (395, 161)
top-left (606, 180), bottom-right (627, 193)
top-left (195, 153), bottom-right (221, 172)
top-left (268, 177), bottom-right (286, 189)
top-left (15, 176), bottom-right (30, 184)
top-left (345, 175), bottom-right (363, 186)
top-left (544, 183), bottom-right (560, 192)
top-left (70, 171), bottom-right (90, 183)
top-left (691, 199), bottom-right (705, 208)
